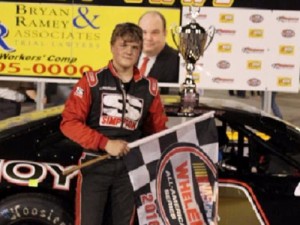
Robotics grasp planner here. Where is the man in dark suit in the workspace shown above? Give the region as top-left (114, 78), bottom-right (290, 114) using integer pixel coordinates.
top-left (138, 11), bottom-right (179, 93)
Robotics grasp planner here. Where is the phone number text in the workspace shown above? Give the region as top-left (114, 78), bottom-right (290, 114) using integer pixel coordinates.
top-left (0, 62), bottom-right (93, 76)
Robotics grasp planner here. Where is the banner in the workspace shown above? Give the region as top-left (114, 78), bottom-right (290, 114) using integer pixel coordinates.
top-left (179, 7), bottom-right (300, 92)
top-left (125, 111), bottom-right (219, 225)
top-left (0, 2), bottom-right (179, 79)
top-left (0, 0), bottom-right (299, 93)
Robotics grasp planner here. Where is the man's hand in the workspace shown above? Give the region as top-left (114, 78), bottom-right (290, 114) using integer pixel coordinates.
top-left (26, 90), bottom-right (47, 104)
top-left (104, 139), bottom-right (130, 157)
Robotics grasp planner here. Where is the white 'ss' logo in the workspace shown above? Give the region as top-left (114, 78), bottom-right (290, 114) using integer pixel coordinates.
top-left (100, 93), bottom-right (143, 130)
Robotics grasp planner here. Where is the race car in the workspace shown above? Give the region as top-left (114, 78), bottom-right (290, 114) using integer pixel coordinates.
top-left (0, 105), bottom-right (80, 225)
top-left (164, 96), bottom-right (300, 225)
top-left (0, 97), bottom-right (299, 225)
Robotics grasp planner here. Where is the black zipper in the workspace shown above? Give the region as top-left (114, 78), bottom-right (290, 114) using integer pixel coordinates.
top-left (118, 79), bottom-right (126, 128)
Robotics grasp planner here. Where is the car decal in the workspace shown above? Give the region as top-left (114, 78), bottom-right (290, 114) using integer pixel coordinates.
top-left (0, 159), bottom-right (78, 190)
top-left (219, 179), bottom-right (270, 225)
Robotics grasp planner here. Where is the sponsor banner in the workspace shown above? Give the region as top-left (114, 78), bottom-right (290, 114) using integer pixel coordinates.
top-left (1, 1), bottom-right (299, 92)
top-left (0, 2), bottom-right (179, 79)
top-left (125, 112), bottom-right (219, 225)
top-left (179, 7), bottom-right (300, 92)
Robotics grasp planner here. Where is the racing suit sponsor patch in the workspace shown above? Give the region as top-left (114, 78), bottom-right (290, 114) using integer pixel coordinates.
top-left (100, 93), bottom-right (143, 130)
top-left (74, 86), bottom-right (84, 98)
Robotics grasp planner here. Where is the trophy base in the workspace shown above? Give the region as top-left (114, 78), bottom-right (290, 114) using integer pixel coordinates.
top-left (179, 92), bottom-right (199, 117)
top-left (162, 94), bottom-right (211, 117)
top-left (162, 99), bottom-right (200, 117)
top-left (178, 105), bottom-right (197, 117)
top-left (177, 111), bottom-right (196, 117)
top-left (164, 103), bottom-right (207, 117)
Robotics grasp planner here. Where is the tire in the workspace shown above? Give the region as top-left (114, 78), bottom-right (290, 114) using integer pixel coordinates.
top-left (0, 193), bottom-right (73, 225)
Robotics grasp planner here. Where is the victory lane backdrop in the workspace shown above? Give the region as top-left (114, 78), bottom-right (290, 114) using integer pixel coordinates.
top-left (0, 2), bottom-right (179, 79)
top-left (124, 111), bottom-right (219, 225)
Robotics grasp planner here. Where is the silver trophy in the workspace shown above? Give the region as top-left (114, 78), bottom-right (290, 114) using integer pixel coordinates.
top-left (171, 7), bottom-right (215, 116)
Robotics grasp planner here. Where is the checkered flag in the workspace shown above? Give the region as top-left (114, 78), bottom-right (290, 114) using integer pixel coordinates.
top-left (125, 111), bottom-right (219, 225)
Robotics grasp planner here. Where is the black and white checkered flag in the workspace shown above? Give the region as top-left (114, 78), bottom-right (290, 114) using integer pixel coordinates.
top-left (125, 111), bottom-right (219, 225)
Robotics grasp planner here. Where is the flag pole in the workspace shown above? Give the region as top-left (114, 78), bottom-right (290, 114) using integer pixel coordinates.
top-left (63, 154), bottom-right (110, 175)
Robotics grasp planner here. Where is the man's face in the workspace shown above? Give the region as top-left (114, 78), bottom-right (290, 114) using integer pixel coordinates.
top-left (139, 14), bottom-right (166, 57)
top-left (111, 37), bottom-right (141, 70)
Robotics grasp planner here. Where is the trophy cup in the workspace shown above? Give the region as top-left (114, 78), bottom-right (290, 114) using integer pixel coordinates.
top-left (171, 7), bottom-right (215, 116)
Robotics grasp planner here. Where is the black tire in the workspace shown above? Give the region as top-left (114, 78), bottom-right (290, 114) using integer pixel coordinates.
top-left (0, 193), bottom-right (73, 225)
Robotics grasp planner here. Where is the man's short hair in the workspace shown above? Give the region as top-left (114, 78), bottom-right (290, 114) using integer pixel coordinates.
top-left (110, 23), bottom-right (143, 47)
top-left (138, 11), bottom-right (166, 31)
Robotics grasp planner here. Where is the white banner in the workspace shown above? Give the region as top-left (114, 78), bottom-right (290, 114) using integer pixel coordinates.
top-left (179, 7), bottom-right (300, 92)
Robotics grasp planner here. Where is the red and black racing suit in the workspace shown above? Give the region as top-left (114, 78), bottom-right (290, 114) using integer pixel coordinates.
top-left (60, 61), bottom-right (168, 225)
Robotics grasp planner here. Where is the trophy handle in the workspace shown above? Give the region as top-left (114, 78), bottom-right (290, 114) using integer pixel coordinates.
top-left (204, 26), bottom-right (216, 51)
top-left (171, 25), bottom-right (181, 51)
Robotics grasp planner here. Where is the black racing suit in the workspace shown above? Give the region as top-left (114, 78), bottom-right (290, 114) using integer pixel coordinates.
top-left (60, 60), bottom-right (168, 225)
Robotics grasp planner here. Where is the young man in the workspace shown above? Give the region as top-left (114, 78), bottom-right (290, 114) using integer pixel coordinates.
top-left (138, 11), bottom-right (179, 93)
top-left (60, 23), bottom-right (168, 225)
